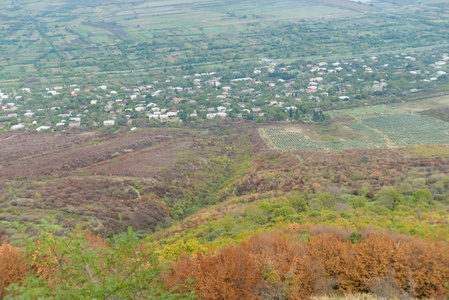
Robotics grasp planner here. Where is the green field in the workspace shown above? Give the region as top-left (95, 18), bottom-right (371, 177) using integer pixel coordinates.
top-left (0, 0), bottom-right (396, 81)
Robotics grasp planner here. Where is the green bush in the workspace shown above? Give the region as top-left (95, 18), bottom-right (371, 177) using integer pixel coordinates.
top-left (348, 196), bottom-right (366, 209)
top-left (8, 219), bottom-right (194, 299)
top-left (273, 206), bottom-right (296, 218)
top-left (289, 195), bottom-right (308, 213)
top-left (411, 189), bottom-right (433, 204)
top-left (350, 231), bottom-right (363, 243)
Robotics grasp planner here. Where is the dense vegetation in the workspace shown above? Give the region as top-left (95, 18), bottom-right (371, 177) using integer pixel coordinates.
top-left (2, 119), bottom-right (449, 298)
top-left (2, 0), bottom-right (449, 298)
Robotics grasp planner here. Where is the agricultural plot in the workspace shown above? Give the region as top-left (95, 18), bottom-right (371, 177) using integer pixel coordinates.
top-left (262, 125), bottom-right (387, 152)
top-left (262, 114), bottom-right (449, 152)
top-left (362, 115), bottom-right (449, 147)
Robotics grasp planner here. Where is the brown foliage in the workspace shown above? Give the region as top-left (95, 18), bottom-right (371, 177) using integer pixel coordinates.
top-left (165, 229), bottom-right (449, 299)
top-left (0, 243), bottom-right (25, 299)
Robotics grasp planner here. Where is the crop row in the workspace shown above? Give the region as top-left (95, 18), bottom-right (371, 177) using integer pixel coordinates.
top-left (363, 115), bottom-right (449, 147)
top-left (263, 125), bottom-right (387, 152)
top-left (263, 114), bottom-right (449, 152)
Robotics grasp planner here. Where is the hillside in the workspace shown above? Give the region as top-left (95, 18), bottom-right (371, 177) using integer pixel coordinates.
top-left (0, 123), bottom-right (268, 238)
top-left (2, 0), bottom-right (449, 298)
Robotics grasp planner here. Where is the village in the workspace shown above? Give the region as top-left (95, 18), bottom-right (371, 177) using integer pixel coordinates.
top-left (0, 49), bottom-right (448, 131)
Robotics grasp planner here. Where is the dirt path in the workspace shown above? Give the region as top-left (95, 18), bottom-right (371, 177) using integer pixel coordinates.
top-left (361, 122), bottom-right (396, 148)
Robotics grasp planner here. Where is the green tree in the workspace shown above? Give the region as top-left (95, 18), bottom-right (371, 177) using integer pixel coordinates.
top-left (348, 196), bottom-right (366, 209)
top-left (411, 189), bottom-right (432, 204)
top-left (380, 189), bottom-right (405, 211)
top-left (289, 195), bottom-right (308, 213)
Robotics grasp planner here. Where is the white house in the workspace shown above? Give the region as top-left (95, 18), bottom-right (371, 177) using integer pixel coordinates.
top-left (36, 126), bottom-right (51, 132)
top-left (11, 124), bottom-right (25, 130)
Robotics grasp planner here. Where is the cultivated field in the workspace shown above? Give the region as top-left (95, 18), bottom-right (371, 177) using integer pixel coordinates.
top-left (261, 114), bottom-right (449, 152)
top-left (0, 0), bottom-right (376, 82)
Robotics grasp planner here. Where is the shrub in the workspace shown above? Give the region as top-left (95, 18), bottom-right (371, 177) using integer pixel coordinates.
top-left (411, 189), bottom-right (433, 204)
top-left (0, 243), bottom-right (26, 299)
top-left (289, 195), bottom-right (308, 213)
top-left (273, 206), bottom-right (296, 218)
top-left (166, 229), bottom-right (449, 299)
top-left (348, 197), bottom-right (366, 209)
top-left (7, 219), bottom-right (193, 299)
top-left (349, 231), bottom-right (362, 243)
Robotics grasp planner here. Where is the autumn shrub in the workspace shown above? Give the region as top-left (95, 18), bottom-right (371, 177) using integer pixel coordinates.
top-left (164, 244), bottom-right (262, 299)
top-left (165, 227), bottom-right (449, 299)
top-left (0, 243), bottom-right (25, 299)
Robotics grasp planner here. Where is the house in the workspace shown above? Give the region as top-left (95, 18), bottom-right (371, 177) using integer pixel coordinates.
top-left (69, 121), bottom-right (80, 127)
top-left (167, 110), bottom-right (178, 117)
top-left (373, 81), bottom-right (387, 92)
top-left (230, 78), bottom-right (252, 82)
top-left (11, 124), bottom-right (25, 130)
top-left (104, 120), bottom-right (115, 126)
top-left (36, 126), bottom-right (51, 132)
top-left (206, 112), bottom-right (226, 119)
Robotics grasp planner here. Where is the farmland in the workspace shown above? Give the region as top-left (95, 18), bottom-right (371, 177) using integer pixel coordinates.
top-left (261, 114), bottom-right (449, 152)
top-left (3, 0), bottom-right (449, 298)
top-left (0, 0), bottom-right (448, 84)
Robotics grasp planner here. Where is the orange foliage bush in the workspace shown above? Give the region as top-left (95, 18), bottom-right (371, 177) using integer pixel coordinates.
top-left (164, 228), bottom-right (449, 299)
top-left (0, 243), bottom-right (25, 299)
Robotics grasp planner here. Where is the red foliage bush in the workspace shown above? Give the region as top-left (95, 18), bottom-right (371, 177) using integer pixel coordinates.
top-left (0, 243), bottom-right (25, 299)
top-left (164, 228), bottom-right (449, 299)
